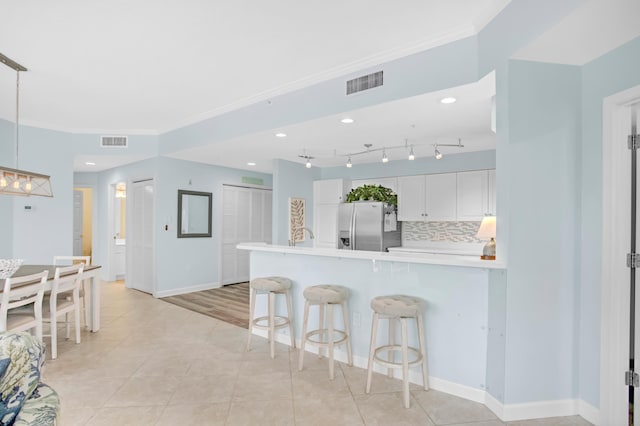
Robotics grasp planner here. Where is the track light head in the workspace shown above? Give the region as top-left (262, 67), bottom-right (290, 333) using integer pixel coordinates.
top-left (382, 149), bottom-right (388, 163)
top-left (434, 146), bottom-right (442, 160)
top-left (346, 157), bottom-right (352, 168)
top-left (408, 146), bottom-right (415, 161)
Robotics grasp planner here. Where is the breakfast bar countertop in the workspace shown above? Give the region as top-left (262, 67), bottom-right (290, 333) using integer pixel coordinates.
top-left (237, 242), bottom-right (506, 269)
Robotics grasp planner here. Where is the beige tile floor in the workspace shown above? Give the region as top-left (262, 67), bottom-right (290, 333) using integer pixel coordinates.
top-left (42, 281), bottom-right (593, 426)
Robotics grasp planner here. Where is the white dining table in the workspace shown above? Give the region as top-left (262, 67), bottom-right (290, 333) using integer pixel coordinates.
top-left (8, 264), bottom-right (103, 332)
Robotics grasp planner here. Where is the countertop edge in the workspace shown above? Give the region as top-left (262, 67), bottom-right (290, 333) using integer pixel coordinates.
top-left (237, 243), bottom-right (506, 270)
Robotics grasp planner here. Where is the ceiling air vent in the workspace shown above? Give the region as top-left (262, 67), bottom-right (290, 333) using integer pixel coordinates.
top-left (100, 136), bottom-right (128, 148)
top-left (346, 71), bottom-right (383, 95)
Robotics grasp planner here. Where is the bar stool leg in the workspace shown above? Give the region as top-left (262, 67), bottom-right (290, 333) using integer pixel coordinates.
top-left (388, 317), bottom-right (396, 378)
top-left (328, 303), bottom-right (335, 379)
top-left (299, 300), bottom-right (310, 371)
top-left (366, 312), bottom-right (379, 394)
top-left (247, 288), bottom-right (257, 350)
top-left (269, 291), bottom-right (275, 359)
top-left (341, 301), bottom-right (353, 366)
top-left (401, 317), bottom-right (410, 408)
top-left (318, 302), bottom-right (325, 359)
top-left (286, 289), bottom-right (295, 349)
top-left (417, 313), bottom-right (429, 390)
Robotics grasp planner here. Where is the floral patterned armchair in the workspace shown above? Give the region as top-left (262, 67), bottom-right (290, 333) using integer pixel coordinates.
top-left (0, 332), bottom-right (59, 425)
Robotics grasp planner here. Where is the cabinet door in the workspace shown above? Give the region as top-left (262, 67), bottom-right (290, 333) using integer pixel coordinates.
top-left (488, 169), bottom-right (496, 216)
top-left (397, 175), bottom-right (426, 221)
top-left (315, 204), bottom-right (339, 248)
top-left (457, 170), bottom-right (488, 221)
top-left (426, 173), bottom-right (457, 221)
top-left (314, 179), bottom-right (350, 204)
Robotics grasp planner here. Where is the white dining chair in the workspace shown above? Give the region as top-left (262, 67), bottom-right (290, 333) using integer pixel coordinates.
top-left (0, 270), bottom-right (49, 341)
top-left (43, 263), bottom-right (84, 359)
top-left (52, 256), bottom-right (90, 328)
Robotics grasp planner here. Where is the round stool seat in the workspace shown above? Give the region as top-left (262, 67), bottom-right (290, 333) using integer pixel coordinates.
top-left (303, 284), bottom-right (349, 304)
top-left (370, 295), bottom-right (425, 317)
top-left (250, 276), bottom-right (292, 292)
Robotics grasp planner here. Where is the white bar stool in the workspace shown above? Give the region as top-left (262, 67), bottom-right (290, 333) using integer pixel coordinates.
top-left (298, 284), bottom-right (353, 379)
top-left (247, 276), bottom-right (295, 358)
top-left (366, 294), bottom-right (428, 408)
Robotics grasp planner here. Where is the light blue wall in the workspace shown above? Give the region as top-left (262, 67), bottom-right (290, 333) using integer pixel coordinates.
top-left (499, 60), bottom-right (582, 404)
top-left (0, 119), bottom-right (14, 258)
top-left (272, 159), bottom-right (319, 246)
top-left (579, 36), bottom-right (640, 408)
top-left (5, 125), bottom-right (75, 263)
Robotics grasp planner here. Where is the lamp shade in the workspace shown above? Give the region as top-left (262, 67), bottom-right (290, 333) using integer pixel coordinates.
top-left (476, 216), bottom-right (496, 240)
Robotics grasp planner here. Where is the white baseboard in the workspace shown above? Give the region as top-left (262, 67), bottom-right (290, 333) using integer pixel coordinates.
top-left (155, 281), bottom-right (221, 298)
top-left (252, 329), bottom-right (600, 424)
top-left (578, 399), bottom-right (600, 426)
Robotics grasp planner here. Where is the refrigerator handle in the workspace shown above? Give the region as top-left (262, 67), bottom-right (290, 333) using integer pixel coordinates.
top-left (350, 206), bottom-right (356, 250)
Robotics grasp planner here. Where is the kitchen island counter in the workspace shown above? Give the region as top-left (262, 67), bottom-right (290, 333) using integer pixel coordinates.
top-left (238, 242), bottom-right (507, 410)
top-left (237, 242), bottom-right (506, 269)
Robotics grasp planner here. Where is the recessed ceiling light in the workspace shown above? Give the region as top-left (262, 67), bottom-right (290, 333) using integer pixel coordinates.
top-left (340, 118), bottom-right (354, 124)
top-left (275, 132), bottom-right (287, 138)
top-left (247, 162), bottom-right (256, 166)
top-left (85, 162), bottom-right (96, 166)
top-left (440, 97), bottom-right (456, 104)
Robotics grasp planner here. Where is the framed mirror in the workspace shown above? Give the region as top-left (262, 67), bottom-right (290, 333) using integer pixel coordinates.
top-left (177, 190), bottom-right (212, 238)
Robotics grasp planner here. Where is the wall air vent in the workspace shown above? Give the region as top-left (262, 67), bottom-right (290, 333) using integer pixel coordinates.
top-left (346, 71), bottom-right (383, 95)
top-left (101, 136), bottom-right (128, 148)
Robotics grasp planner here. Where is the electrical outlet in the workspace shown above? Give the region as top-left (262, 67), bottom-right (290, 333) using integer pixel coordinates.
top-left (353, 311), bottom-right (361, 328)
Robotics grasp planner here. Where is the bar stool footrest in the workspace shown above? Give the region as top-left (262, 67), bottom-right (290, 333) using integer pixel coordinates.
top-left (373, 345), bottom-right (423, 369)
top-left (252, 315), bottom-right (290, 330)
top-left (304, 328), bottom-right (348, 347)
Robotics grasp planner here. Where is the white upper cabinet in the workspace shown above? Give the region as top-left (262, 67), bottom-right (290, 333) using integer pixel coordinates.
top-left (314, 178), bottom-right (351, 204)
top-left (313, 179), bottom-right (351, 248)
top-left (457, 170), bottom-right (488, 221)
top-left (397, 175), bottom-right (426, 221)
top-left (488, 169), bottom-right (496, 216)
top-left (426, 173), bottom-right (457, 221)
top-left (399, 169), bottom-right (496, 222)
top-left (397, 173), bottom-right (457, 221)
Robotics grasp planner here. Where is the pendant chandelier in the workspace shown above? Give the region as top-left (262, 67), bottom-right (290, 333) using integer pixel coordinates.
top-left (0, 53), bottom-right (53, 197)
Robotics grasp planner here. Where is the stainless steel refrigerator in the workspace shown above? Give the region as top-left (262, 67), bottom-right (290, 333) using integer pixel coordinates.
top-left (337, 201), bottom-right (401, 251)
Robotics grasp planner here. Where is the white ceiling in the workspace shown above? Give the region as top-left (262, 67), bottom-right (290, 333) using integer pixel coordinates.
top-left (2, 0), bottom-right (638, 173)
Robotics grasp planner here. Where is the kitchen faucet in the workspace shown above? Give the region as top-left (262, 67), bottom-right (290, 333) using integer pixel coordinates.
top-left (289, 227), bottom-right (314, 247)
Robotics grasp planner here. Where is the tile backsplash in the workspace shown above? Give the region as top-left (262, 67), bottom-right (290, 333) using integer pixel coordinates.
top-left (402, 221), bottom-right (482, 243)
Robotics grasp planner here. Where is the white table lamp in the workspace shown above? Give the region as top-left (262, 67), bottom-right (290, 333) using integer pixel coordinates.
top-left (476, 216), bottom-right (496, 260)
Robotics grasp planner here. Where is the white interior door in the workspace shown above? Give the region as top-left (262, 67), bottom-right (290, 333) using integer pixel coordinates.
top-left (602, 94), bottom-right (640, 426)
top-left (73, 190), bottom-right (83, 256)
top-left (129, 180), bottom-right (154, 294)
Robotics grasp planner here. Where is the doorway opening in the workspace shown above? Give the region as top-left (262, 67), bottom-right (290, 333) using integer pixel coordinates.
top-left (73, 187), bottom-right (93, 258)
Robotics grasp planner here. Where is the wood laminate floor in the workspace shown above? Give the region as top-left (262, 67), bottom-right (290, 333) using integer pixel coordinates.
top-left (160, 282), bottom-right (249, 328)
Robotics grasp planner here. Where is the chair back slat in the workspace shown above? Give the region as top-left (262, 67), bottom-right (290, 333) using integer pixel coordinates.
top-left (52, 255), bottom-right (91, 266)
top-left (52, 264), bottom-right (83, 300)
top-left (0, 270), bottom-right (48, 331)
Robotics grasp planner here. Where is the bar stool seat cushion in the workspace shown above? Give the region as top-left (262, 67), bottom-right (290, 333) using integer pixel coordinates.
top-left (303, 285), bottom-right (349, 304)
top-left (250, 276), bottom-right (292, 292)
top-left (370, 295), bottom-right (425, 317)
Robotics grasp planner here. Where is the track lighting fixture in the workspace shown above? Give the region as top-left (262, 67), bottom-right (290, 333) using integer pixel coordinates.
top-left (298, 151), bottom-right (314, 169)
top-left (434, 146), bottom-right (442, 160)
top-left (433, 138), bottom-right (464, 160)
top-left (296, 137), bottom-right (464, 168)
